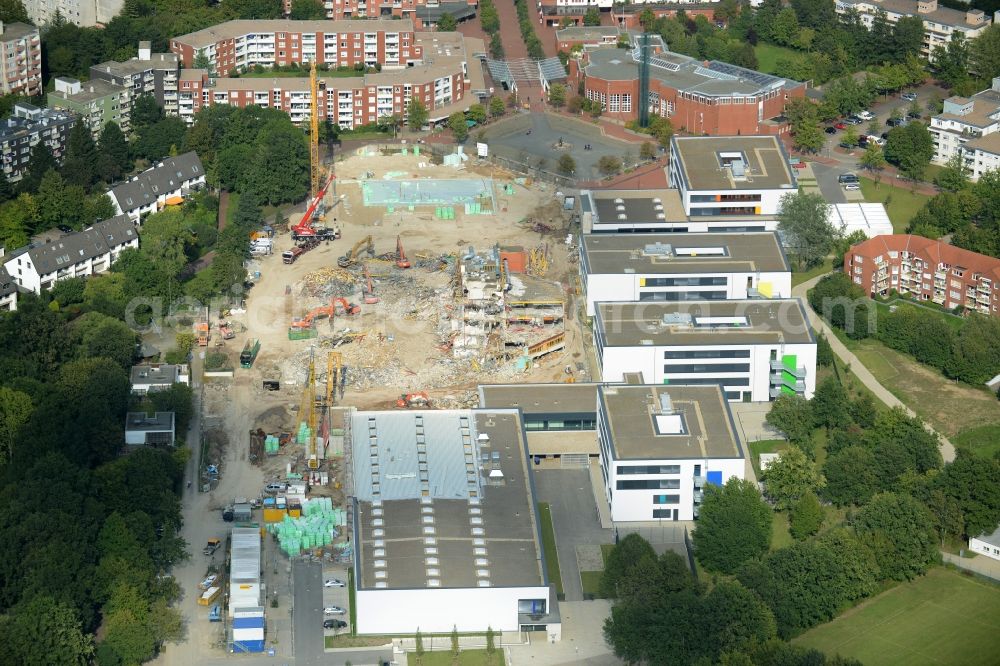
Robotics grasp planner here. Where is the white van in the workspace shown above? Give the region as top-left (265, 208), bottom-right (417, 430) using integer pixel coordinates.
top-left (250, 238), bottom-right (272, 255)
top-left (857, 111), bottom-right (874, 121)
top-left (865, 135), bottom-right (886, 147)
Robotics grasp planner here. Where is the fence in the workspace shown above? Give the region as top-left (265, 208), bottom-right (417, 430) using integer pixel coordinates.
top-left (942, 552), bottom-right (1000, 582)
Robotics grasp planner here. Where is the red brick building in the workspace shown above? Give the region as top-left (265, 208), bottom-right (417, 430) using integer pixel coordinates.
top-left (845, 234), bottom-right (1000, 316)
top-left (280, 0), bottom-right (476, 22)
top-left (177, 33), bottom-right (487, 130)
top-left (541, 2), bottom-right (719, 28)
top-left (568, 37), bottom-right (805, 135)
top-left (170, 19), bottom-right (422, 73)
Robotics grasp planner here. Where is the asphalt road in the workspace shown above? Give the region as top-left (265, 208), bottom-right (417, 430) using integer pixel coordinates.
top-left (292, 560), bottom-right (325, 665)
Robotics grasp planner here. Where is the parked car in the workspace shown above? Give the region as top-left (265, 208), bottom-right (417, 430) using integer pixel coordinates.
top-left (844, 183), bottom-right (861, 191)
top-left (908, 111), bottom-right (922, 119)
top-left (324, 606), bottom-right (347, 615)
top-left (845, 117), bottom-right (863, 125)
top-left (825, 126), bottom-right (838, 134)
top-left (887, 117), bottom-right (907, 127)
top-left (838, 173), bottom-right (860, 184)
top-left (324, 619), bottom-right (348, 629)
top-left (857, 111), bottom-right (875, 121)
top-left (324, 578), bottom-right (346, 588)
top-left (901, 92), bottom-right (918, 101)
top-left (264, 482), bottom-right (287, 494)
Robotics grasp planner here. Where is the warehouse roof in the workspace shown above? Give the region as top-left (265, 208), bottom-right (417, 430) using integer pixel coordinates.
top-left (581, 232), bottom-right (788, 274)
top-left (478, 383), bottom-right (599, 415)
top-left (671, 136), bottom-right (796, 191)
top-left (599, 384), bottom-right (743, 460)
top-left (230, 527), bottom-right (261, 583)
top-left (596, 299), bottom-right (814, 346)
top-left (353, 410), bottom-right (544, 590)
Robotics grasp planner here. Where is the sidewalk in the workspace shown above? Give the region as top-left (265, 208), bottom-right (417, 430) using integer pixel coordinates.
top-left (941, 552), bottom-right (1000, 582)
top-left (792, 276), bottom-right (956, 463)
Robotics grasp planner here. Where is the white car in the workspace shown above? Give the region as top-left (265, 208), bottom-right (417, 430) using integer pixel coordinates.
top-left (324, 578), bottom-right (346, 588)
top-left (324, 606), bottom-right (346, 615)
top-left (844, 183), bottom-right (861, 191)
top-left (901, 92), bottom-right (918, 101)
top-left (857, 111), bottom-right (874, 121)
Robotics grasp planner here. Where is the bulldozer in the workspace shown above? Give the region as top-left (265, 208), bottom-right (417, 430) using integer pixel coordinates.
top-left (395, 392), bottom-right (431, 408)
top-left (338, 235), bottom-right (375, 268)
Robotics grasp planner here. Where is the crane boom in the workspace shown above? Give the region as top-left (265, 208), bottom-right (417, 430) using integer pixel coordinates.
top-left (309, 59), bottom-right (320, 198)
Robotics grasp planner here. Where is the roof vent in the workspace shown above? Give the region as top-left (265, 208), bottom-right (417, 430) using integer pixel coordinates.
top-left (663, 312), bottom-right (694, 326)
top-left (643, 242), bottom-right (672, 256)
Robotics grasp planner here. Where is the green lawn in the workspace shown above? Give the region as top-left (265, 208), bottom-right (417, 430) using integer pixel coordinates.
top-left (859, 177), bottom-right (932, 233)
top-left (954, 424), bottom-right (1000, 459)
top-left (794, 567), bottom-right (1000, 665)
top-left (792, 259), bottom-right (833, 287)
top-left (771, 510), bottom-right (794, 550)
top-left (581, 571), bottom-right (603, 597)
top-left (408, 650), bottom-right (496, 665)
top-left (754, 43), bottom-right (802, 74)
top-left (537, 503), bottom-right (564, 597)
top-left (749, 439), bottom-right (789, 477)
top-left (225, 191), bottom-right (240, 228)
top-left (873, 299), bottom-right (965, 332)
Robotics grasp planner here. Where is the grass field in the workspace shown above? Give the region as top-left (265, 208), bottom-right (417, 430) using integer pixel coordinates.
top-left (408, 650), bottom-right (496, 665)
top-left (581, 571), bottom-right (603, 597)
top-left (754, 43), bottom-right (802, 74)
top-left (537, 503), bottom-right (564, 597)
top-left (792, 259), bottom-right (833, 287)
top-left (771, 510), bottom-right (794, 550)
top-left (954, 424), bottom-right (1000, 459)
top-left (749, 439), bottom-right (789, 477)
top-left (860, 177), bottom-right (932, 232)
top-left (794, 568), bottom-right (1000, 665)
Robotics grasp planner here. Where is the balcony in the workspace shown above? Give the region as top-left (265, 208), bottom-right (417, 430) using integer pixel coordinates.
top-left (769, 359), bottom-right (806, 378)
top-left (693, 490), bottom-right (704, 504)
top-left (693, 475), bottom-right (706, 489)
top-left (770, 374), bottom-right (807, 392)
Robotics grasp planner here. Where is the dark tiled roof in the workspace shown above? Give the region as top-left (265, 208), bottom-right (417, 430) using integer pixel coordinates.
top-left (0, 267), bottom-right (16, 297)
top-left (27, 215), bottom-right (136, 277)
top-left (110, 152), bottom-right (204, 212)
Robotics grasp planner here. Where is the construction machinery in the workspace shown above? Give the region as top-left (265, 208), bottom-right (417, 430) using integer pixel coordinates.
top-left (298, 350), bottom-right (320, 470)
top-left (395, 235), bottom-right (411, 269)
top-left (218, 321), bottom-right (235, 340)
top-left (195, 307), bottom-right (210, 346)
top-left (291, 60), bottom-right (340, 243)
top-left (289, 298), bottom-right (359, 339)
top-left (326, 351), bottom-right (343, 405)
top-left (395, 392), bottom-right (431, 408)
top-left (362, 265), bottom-right (379, 305)
top-left (291, 174), bottom-right (340, 241)
top-left (338, 235), bottom-right (375, 268)
top-left (240, 339), bottom-right (261, 368)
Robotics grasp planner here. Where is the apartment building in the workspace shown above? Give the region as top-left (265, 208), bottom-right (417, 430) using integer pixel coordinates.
top-left (0, 103), bottom-right (76, 183)
top-left (834, 0), bottom-right (992, 61)
top-left (290, 0), bottom-right (476, 23)
top-left (962, 134), bottom-right (1000, 180)
top-left (48, 76), bottom-right (131, 138)
top-left (545, 2), bottom-right (719, 29)
top-left (1, 215), bottom-right (138, 294)
top-left (578, 188), bottom-right (781, 233)
top-left (594, 299), bottom-right (817, 401)
top-left (0, 22), bottom-right (41, 96)
top-left (25, 0), bottom-right (121, 25)
top-left (108, 152), bottom-right (206, 224)
top-left (0, 266), bottom-right (19, 311)
top-left (569, 34), bottom-right (805, 133)
top-left (844, 234), bottom-right (1000, 316)
top-left (177, 33), bottom-right (486, 128)
top-left (597, 384), bottom-right (745, 522)
top-left (929, 78), bottom-right (1000, 181)
top-left (579, 232), bottom-right (791, 315)
top-left (170, 19), bottom-right (422, 73)
top-left (90, 42), bottom-right (180, 117)
top-left (669, 135), bottom-right (798, 217)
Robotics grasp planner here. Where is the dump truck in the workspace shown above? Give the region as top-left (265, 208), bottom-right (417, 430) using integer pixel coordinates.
top-left (198, 586), bottom-right (221, 606)
top-left (240, 339), bottom-right (261, 368)
top-left (203, 538), bottom-right (221, 556)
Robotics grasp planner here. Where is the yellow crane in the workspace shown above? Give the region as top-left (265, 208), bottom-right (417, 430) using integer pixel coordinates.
top-left (326, 351), bottom-right (342, 406)
top-left (299, 349), bottom-right (320, 470)
top-left (309, 59), bottom-right (321, 198)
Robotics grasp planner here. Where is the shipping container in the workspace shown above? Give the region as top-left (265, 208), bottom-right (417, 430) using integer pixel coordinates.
top-left (232, 628), bottom-right (265, 642)
top-left (198, 586), bottom-right (221, 605)
top-left (232, 616), bottom-right (265, 629)
top-left (231, 640), bottom-right (266, 654)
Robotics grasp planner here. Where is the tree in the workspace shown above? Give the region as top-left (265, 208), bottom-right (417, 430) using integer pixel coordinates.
top-left (597, 155), bottom-right (622, 176)
top-left (790, 491), bottom-right (824, 540)
top-left (842, 124), bottom-right (860, 148)
top-left (97, 122), bottom-right (131, 184)
top-left (18, 141), bottom-right (57, 194)
top-left (884, 122), bottom-right (934, 181)
top-left (134, 117), bottom-right (188, 162)
top-left (700, 581), bottom-right (778, 658)
top-left (450, 624), bottom-right (459, 659)
top-left (548, 82), bottom-right (566, 108)
top-left (811, 376), bottom-right (850, 431)
top-left (406, 98), bottom-right (429, 132)
top-left (777, 190), bottom-right (839, 269)
top-left (62, 121), bottom-right (99, 190)
top-left (485, 626), bottom-right (497, 663)
top-left (414, 629), bottom-right (425, 663)
top-left (227, 0), bottom-right (283, 18)
top-left (193, 50), bottom-right (213, 75)
top-left (639, 141), bottom-right (656, 161)
top-left (0, 0), bottom-right (29, 23)
top-left (0, 596), bottom-right (93, 665)
top-left (467, 103), bottom-right (487, 125)
top-left (0, 386), bottom-right (31, 465)
top-left (925, 489), bottom-right (964, 546)
top-left (437, 12), bottom-right (457, 31)
top-left (583, 7), bottom-right (600, 26)
top-left (859, 143), bottom-right (887, 185)
top-left (448, 112), bottom-right (468, 142)
top-left (934, 153), bottom-right (970, 192)
top-left (971, 24), bottom-right (1000, 83)
top-left (823, 446), bottom-right (879, 506)
top-left (131, 94), bottom-right (163, 133)
top-left (72, 312), bottom-right (138, 370)
top-left (600, 533), bottom-right (657, 598)
top-left (763, 447), bottom-right (824, 509)
top-left (855, 492), bottom-right (938, 580)
top-left (931, 451), bottom-right (1000, 539)
top-left (488, 96), bottom-right (505, 119)
top-left (693, 478), bottom-right (772, 574)
top-left (765, 394), bottom-right (814, 448)
top-left (557, 153), bottom-right (576, 175)
top-left (288, 0), bottom-right (326, 16)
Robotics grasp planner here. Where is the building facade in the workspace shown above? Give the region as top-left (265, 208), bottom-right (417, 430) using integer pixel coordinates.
top-left (177, 33), bottom-right (485, 128)
top-left (0, 266), bottom-right (18, 311)
top-left (580, 232), bottom-right (791, 315)
top-left (929, 79), bottom-right (1000, 179)
top-left (834, 0), bottom-right (991, 61)
top-left (24, 0), bottom-right (121, 26)
top-left (0, 103), bottom-right (76, 184)
top-left (0, 22), bottom-right (41, 96)
top-left (570, 35), bottom-right (805, 133)
top-left (962, 133), bottom-right (1000, 180)
top-left (170, 19), bottom-right (423, 72)
top-left (108, 152), bottom-right (206, 224)
top-left (48, 76), bottom-right (131, 137)
top-left (543, 2), bottom-right (720, 28)
top-left (90, 42), bottom-right (180, 117)
top-left (969, 525), bottom-right (1000, 561)
top-left (1, 215), bottom-right (138, 294)
top-left (597, 384), bottom-right (745, 522)
top-left (669, 135), bottom-right (798, 217)
top-left (594, 300), bottom-right (817, 401)
top-left (844, 234), bottom-right (1000, 316)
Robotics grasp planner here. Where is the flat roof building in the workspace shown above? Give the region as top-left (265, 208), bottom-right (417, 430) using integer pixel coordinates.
top-left (478, 383), bottom-right (599, 458)
top-left (230, 527), bottom-right (264, 629)
top-left (969, 524), bottom-right (1000, 561)
top-left (124, 411), bottom-right (176, 447)
top-left (669, 135), bottom-right (797, 217)
top-left (350, 409), bottom-right (560, 636)
top-left (594, 299), bottom-right (816, 401)
top-left (130, 363), bottom-right (190, 394)
top-left (597, 384), bottom-right (745, 521)
top-left (580, 232), bottom-right (791, 315)
top-left (828, 203), bottom-right (894, 239)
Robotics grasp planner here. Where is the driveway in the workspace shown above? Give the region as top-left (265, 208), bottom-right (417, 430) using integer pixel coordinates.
top-left (292, 559), bottom-right (325, 665)
top-left (532, 469), bottom-right (613, 602)
top-left (811, 161), bottom-right (848, 204)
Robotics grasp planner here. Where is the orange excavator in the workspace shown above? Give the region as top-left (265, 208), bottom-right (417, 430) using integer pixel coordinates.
top-left (290, 297), bottom-right (360, 330)
top-left (396, 392), bottom-right (431, 408)
top-left (362, 265), bottom-right (379, 305)
top-left (396, 235), bottom-right (411, 269)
